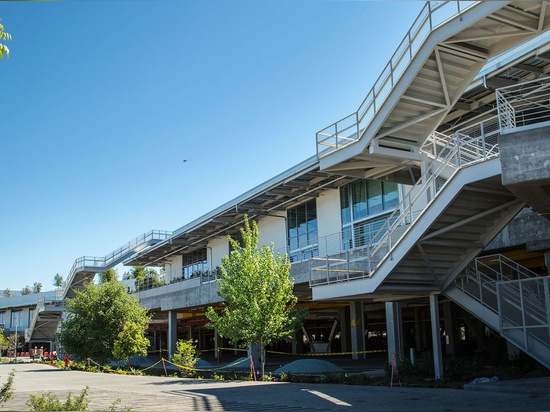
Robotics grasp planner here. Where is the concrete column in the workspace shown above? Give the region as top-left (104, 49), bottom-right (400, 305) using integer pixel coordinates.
top-left (414, 308), bottom-right (423, 351)
top-left (442, 301), bottom-right (457, 356)
top-left (167, 311), bottom-right (178, 359)
top-left (429, 294), bottom-right (444, 379)
top-left (385, 301), bottom-right (404, 363)
top-left (350, 301), bottom-right (365, 360)
top-left (339, 307), bottom-right (350, 353)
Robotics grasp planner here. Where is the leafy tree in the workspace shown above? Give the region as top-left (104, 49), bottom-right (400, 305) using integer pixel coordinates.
top-left (58, 280), bottom-right (151, 363)
top-left (131, 266), bottom-right (163, 291)
top-left (21, 286), bottom-right (31, 295)
top-left (0, 329), bottom-right (7, 355)
top-left (112, 321), bottom-right (150, 364)
top-left (33, 282), bottom-right (43, 294)
top-left (171, 339), bottom-right (198, 377)
top-left (2, 289), bottom-right (11, 298)
top-left (0, 19), bottom-right (11, 60)
top-left (6, 334), bottom-right (22, 354)
top-left (206, 216), bottom-right (305, 377)
top-left (100, 268), bottom-right (118, 283)
top-left (53, 273), bottom-right (63, 288)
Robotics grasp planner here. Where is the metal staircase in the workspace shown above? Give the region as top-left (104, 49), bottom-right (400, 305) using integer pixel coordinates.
top-left (24, 229), bottom-right (172, 343)
top-left (445, 255), bottom-right (550, 368)
top-left (311, 114), bottom-right (524, 300)
top-left (317, 1), bottom-right (550, 180)
top-left (60, 229), bottom-right (171, 299)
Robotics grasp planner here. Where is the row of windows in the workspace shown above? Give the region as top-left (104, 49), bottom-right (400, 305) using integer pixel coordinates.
top-left (182, 249), bottom-right (208, 279)
top-left (178, 179), bottom-right (400, 267)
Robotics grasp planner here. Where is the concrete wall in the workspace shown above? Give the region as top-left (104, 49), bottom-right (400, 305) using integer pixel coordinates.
top-left (208, 236), bottom-right (228, 270)
top-left (486, 207), bottom-right (550, 250)
top-left (257, 213), bottom-right (286, 251)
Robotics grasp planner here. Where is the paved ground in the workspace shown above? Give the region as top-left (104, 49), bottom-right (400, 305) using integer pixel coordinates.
top-left (1, 362), bottom-right (549, 411)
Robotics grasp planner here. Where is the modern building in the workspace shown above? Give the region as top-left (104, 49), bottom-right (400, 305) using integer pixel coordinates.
top-left (14, 1), bottom-right (550, 378)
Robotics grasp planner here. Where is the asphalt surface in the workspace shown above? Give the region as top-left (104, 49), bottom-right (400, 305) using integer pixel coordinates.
top-left (1, 362), bottom-right (549, 411)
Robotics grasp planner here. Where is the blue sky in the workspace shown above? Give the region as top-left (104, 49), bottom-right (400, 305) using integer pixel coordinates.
top-left (0, 0), bottom-right (423, 291)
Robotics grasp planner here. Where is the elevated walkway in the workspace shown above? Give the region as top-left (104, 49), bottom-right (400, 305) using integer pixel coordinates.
top-left (317, 2), bottom-right (550, 181)
top-left (24, 229), bottom-right (171, 343)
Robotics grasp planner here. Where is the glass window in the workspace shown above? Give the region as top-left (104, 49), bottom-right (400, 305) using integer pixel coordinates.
top-left (367, 180), bottom-right (383, 214)
top-left (352, 181), bottom-right (367, 219)
top-left (182, 249), bottom-right (207, 279)
top-left (287, 199), bottom-right (318, 261)
top-left (340, 185), bottom-right (350, 224)
top-left (383, 182), bottom-right (399, 209)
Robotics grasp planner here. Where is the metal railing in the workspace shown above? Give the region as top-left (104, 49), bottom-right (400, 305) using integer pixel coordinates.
top-left (454, 255), bottom-right (550, 358)
top-left (316, 1), bottom-right (479, 158)
top-left (25, 297), bottom-right (45, 343)
top-left (60, 229), bottom-right (172, 298)
top-left (497, 76), bottom-right (550, 130)
top-left (311, 125), bottom-right (500, 286)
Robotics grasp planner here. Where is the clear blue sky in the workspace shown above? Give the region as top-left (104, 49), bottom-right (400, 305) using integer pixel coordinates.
top-left (0, 1), bottom-right (423, 291)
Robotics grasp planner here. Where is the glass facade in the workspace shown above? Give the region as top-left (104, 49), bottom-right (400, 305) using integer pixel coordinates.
top-left (287, 199), bottom-right (318, 262)
top-left (182, 249), bottom-right (208, 279)
top-left (340, 180), bottom-right (399, 249)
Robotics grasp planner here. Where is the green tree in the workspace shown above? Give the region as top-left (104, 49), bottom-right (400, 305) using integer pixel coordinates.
top-left (171, 339), bottom-right (198, 377)
top-left (112, 321), bottom-right (150, 365)
top-left (206, 216), bottom-right (305, 377)
top-left (32, 282), bottom-right (42, 294)
top-left (53, 273), bottom-right (63, 288)
top-left (57, 280), bottom-right (151, 363)
top-left (0, 20), bottom-right (11, 60)
top-left (100, 268), bottom-right (118, 283)
top-left (2, 289), bottom-right (10, 298)
top-left (0, 329), bottom-right (7, 355)
top-left (21, 286), bottom-right (31, 295)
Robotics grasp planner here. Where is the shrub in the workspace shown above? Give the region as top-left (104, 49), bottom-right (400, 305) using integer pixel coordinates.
top-left (26, 386), bottom-right (89, 411)
top-left (171, 339), bottom-right (198, 377)
top-left (0, 370), bottom-right (15, 404)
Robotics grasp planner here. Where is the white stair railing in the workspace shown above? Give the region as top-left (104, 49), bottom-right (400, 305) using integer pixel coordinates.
top-left (454, 255), bottom-right (550, 357)
top-left (316, 1), bottom-right (480, 158)
top-left (25, 297), bottom-right (45, 343)
top-left (60, 229), bottom-right (172, 299)
top-left (310, 125), bottom-right (501, 286)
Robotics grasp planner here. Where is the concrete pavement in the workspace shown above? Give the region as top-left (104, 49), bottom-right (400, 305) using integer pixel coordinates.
top-left (0, 362), bottom-right (549, 411)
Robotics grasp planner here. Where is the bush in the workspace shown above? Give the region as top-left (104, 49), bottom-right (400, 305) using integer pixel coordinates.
top-left (26, 386), bottom-right (89, 411)
top-left (171, 339), bottom-right (198, 377)
top-left (0, 370), bottom-right (15, 404)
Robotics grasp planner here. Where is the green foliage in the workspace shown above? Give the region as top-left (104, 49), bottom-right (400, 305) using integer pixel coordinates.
top-left (58, 280), bottom-right (151, 363)
top-left (26, 387), bottom-right (89, 411)
top-left (108, 399), bottom-right (132, 411)
top-left (21, 285), bottom-right (31, 295)
top-left (101, 268), bottom-right (118, 283)
top-left (0, 328), bottom-right (7, 353)
top-left (206, 216), bottom-right (305, 351)
top-left (2, 289), bottom-right (11, 298)
top-left (0, 370), bottom-right (15, 404)
top-left (171, 339), bottom-right (197, 377)
top-left (54, 273), bottom-right (64, 288)
top-left (112, 321), bottom-right (150, 363)
top-left (6, 334), bottom-right (22, 353)
top-left (33, 282), bottom-right (43, 293)
top-left (0, 20), bottom-right (11, 60)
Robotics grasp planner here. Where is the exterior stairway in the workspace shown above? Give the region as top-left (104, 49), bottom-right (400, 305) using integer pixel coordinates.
top-left (24, 229), bottom-right (171, 343)
top-left (311, 118), bottom-right (525, 301)
top-left (445, 255), bottom-right (550, 368)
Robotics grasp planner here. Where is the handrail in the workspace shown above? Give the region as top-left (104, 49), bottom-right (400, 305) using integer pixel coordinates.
top-left (60, 229), bottom-right (172, 299)
top-left (311, 122), bottom-right (501, 286)
top-left (316, 1), bottom-right (480, 158)
top-left (25, 297), bottom-right (45, 342)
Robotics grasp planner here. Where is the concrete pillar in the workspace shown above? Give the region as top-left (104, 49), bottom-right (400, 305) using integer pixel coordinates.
top-left (429, 294), bottom-right (444, 379)
top-left (339, 307), bottom-right (350, 353)
top-left (167, 310), bottom-right (178, 359)
top-left (385, 301), bottom-right (404, 363)
top-left (350, 301), bottom-right (365, 360)
top-left (442, 301), bottom-right (458, 356)
top-left (414, 308), bottom-right (422, 351)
